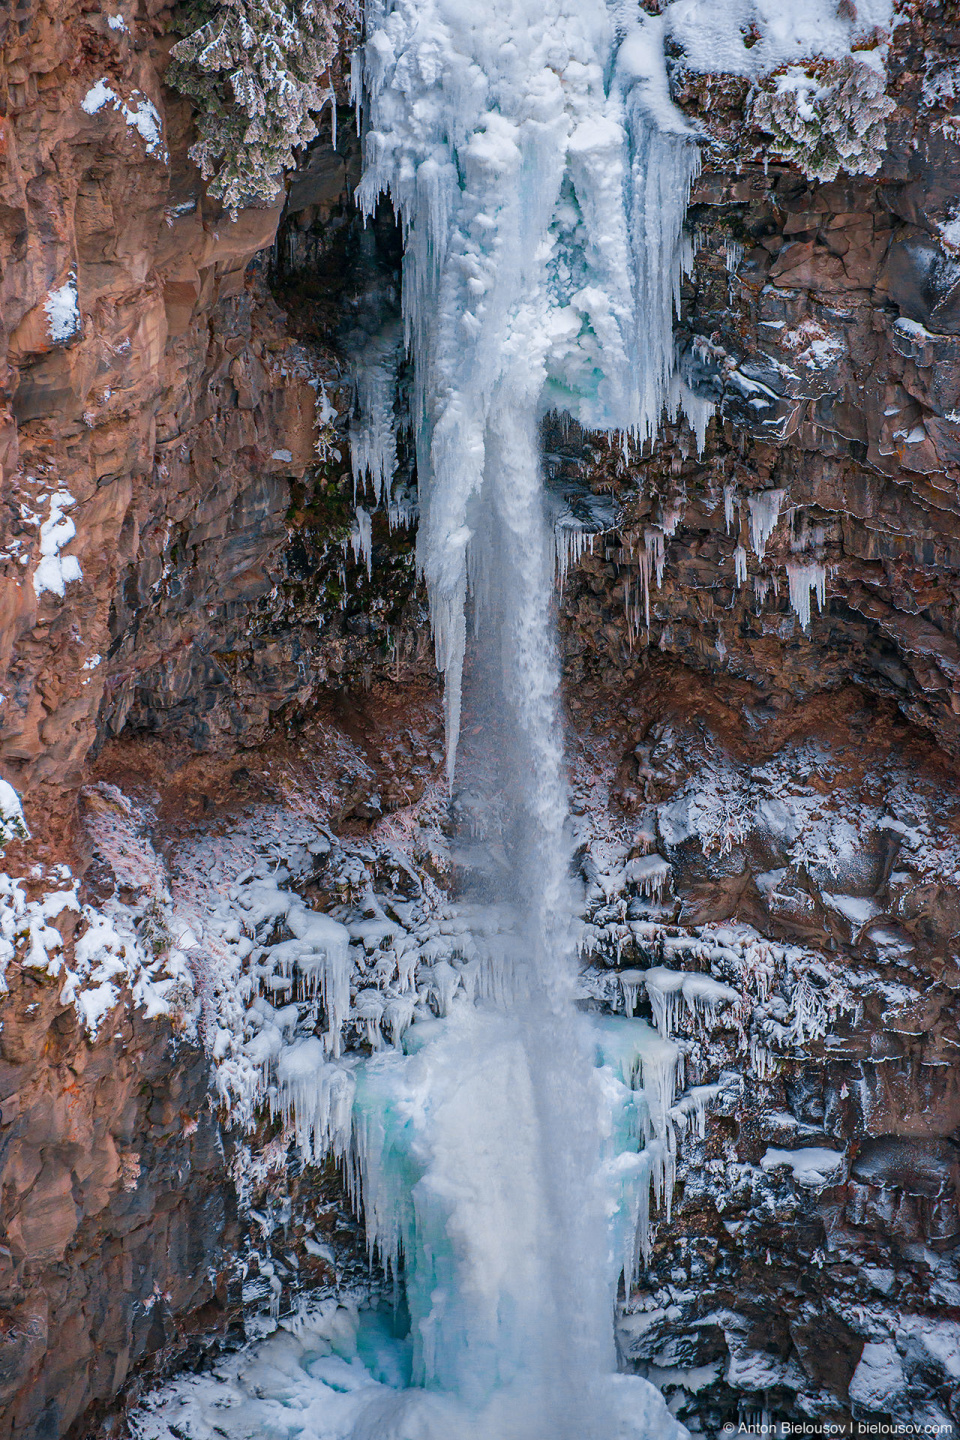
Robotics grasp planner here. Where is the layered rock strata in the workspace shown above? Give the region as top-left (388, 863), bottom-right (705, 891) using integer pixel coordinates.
top-left (0, 2), bottom-right (419, 851)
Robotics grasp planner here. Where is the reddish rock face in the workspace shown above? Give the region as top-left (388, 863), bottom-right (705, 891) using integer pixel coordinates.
top-left (0, 7), bottom-right (357, 1434)
top-left (0, 985), bottom-right (238, 1440)
top-left (0, 0), bottom-right (331, 846)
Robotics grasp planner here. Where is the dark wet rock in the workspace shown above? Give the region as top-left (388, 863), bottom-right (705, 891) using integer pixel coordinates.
top-left (852, 1136), bottom-right (960, 1198)
top-left (883, 230), bottom-right (960, 336)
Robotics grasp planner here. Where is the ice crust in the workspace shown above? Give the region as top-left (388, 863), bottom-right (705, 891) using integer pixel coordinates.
top-left (641, 965), bottom-right (739, 1039)
top-left (662, 0), bottom-right (894, 79)
top-left (129, 1298), bottom-right (684, 1440)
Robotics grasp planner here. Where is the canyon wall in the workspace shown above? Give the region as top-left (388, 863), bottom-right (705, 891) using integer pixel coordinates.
top-left (547, 10), bottom-right (960, 1425)
top-left (0, 0), bottom-right (422, 843)
top-left (1, 1), bottom-right (960, 1436)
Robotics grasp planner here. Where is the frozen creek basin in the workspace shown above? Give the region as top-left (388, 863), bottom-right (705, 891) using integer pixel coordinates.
top-left (128, 1298), bottom-right (685, 1440)
top-left (129, 1006), bottom-right (688, 1440)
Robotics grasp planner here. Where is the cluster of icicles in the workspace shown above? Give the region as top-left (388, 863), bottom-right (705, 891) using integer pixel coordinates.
top-left (192, 857), bottom-right (706, 1440)
top-left (348, 0), bottom-right (711, 776)
top-left (621, 483), bottom-right (832, 650)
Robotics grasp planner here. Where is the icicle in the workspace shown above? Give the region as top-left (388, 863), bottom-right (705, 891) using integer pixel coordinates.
top-left (428, 959), bottom-right (461, 1016)
top-left (786, 559), bottom-right (828, 631)
top-left (723, 483), bottom-right (736, 533)
top-left (677, 379), bottom-right (714, 456)
top-left (660, 502), bottom-right (682, 537)
top-left (747, 489), bottom-right (785, 559)
top-left (641, 966), bottom-right (685, 1039)
top-left (348, 1061), bottom-right (413, 1285)
top-left (350, 328), bottom-right (401, 504)
top-left (642, 965), bottom-right (738, 1039)
top-left (637, 550), bottom-right (652, 630)
top-left (645, 526), bottom-right (666, 587)
top-left (624, 852), bottom-right (671, 900)
top-left (354, 988), bottom-right (386, 1049)
top-left (631, 526), bottom-right (668, 633)
top-left (387, 491), bottom-right (419, 532)
top-left (350, 507), bottom-right (373, 579)
top-left (624, 574), bottom-right (645, 645)
top-left (681, 972), bottom-right (739, 1028)
top-left (396, 938), bottom-right (419, 993)
top-left (459, 957), bottom-right (481, 1004)
top-left (383, 994), bottom-right (416, 1048)
top-left (273, 1038), bottom-right (355, 1164)
top-left (734, 544), bottom-right (748, 586)
top-left (671, 1083), bottom-right (723, 1141)
top-left (284, 909), bottom-right (352, 1058)
top-left (753, 571), bottom-right (778, 609)
top-left (790, 511), bottom-right (825, 556)
top-left (555, 524), bottom-right (596, 588)
top-left (617, 968), bottom-right (645, 1017)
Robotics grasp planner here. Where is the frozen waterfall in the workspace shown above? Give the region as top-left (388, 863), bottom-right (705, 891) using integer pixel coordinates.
top-left (133, 2), bottom-right (704, 1438)
top-left (346, 0), bottom-right (702, 1431)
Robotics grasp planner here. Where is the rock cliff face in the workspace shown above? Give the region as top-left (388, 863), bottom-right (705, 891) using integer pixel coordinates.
top-left (0, 985), bottom-right (235, 1440)
top-left (2, 1), bottom-right (960, 1437)
top-left (560, 2), bottom-right (960, 763)
top-left (546, 13), bottom-right (960, 1423)
top-left (564, 669), bottom-right (960, 1432)
top-left (0, 6), bottom-right (416, 1434)
top-left (0, 0), bottom-right (421, 846)
top-left (3, 1), bottom-right (292, 811)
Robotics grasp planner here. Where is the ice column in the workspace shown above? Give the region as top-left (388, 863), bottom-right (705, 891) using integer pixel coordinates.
top-left (352, 0), bottom-right (702, 780)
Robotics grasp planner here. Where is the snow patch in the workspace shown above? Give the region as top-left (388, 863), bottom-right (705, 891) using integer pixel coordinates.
top-left (80, 79), bottom-right (166, 158)
top-left (849, 1340), bottom-right (905, 1410)
top-left (663, 0), bottom-right (895, 79)
top-left (0, 781), bottom-right (28, 850)
top-left (32, 491), bottom-right (82, 599)
top-left (44, 274), bottom-right (81, 342)
top-left (761, 1146), bottom-right (845, 1187)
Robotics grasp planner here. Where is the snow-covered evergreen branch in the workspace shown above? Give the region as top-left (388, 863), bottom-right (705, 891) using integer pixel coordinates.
top-left (168, 0), bottom-right (356, 214)
top-left (750, 57), bottom-right (895, 184)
